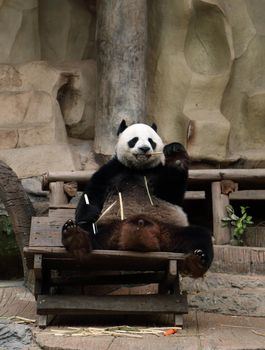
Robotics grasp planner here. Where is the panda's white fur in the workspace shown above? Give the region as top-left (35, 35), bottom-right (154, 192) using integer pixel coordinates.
top-left (115, 123), bottom-right (165, 169)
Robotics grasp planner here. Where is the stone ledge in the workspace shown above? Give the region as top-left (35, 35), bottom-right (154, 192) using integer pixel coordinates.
top-left (212, 245), bottom-right (265, 275)
top-left (182, 272), bottom-right (265, 316)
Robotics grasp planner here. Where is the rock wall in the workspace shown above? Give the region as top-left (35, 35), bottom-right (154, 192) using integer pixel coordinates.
top-left (147, 0), bottom-right (265, 165)
top-left (0, 0), bottom-right (264, 177)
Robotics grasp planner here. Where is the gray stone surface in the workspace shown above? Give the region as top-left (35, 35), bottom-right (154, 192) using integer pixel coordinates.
top-left (181, 272), bottom-right (265, 316)
top-left (0, 319), bottom-right (32, 350)
top-left (32, 312), bottom-right (265, 350)
top-left (1, 282), bottom-right (265, 350)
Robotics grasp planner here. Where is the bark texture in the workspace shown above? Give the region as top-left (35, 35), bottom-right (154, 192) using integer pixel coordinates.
top-left (95, 0), bottom-right (147, 155)
top-left (0, 161), bottom-right (35, 280)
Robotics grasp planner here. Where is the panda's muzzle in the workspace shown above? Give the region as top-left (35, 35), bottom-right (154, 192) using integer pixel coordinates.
top-left (134, 146), bottom-right (152, 159)
top-left (139, 146), bottom-right (150, 153)
top-left (134, 153), bottom-right (152, 160)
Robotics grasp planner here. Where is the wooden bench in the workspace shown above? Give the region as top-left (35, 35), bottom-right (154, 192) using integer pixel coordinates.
top-left (24, 193), bottom-right (188, 327)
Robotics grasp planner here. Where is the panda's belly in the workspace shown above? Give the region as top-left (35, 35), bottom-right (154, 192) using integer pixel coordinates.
top-left (97, 177), bottom-right (188, 227)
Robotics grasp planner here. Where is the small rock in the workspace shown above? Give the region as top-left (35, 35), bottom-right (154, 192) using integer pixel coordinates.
top-left (0, 320), bottom-right (32, 350)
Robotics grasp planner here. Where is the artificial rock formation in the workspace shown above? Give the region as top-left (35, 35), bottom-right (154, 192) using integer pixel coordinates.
top-left (0, 60), bottom-right (96, 177)
top-left (147, 0), bottom-right (265, 165)
top-left (0, 0), bottom-right (265, 175)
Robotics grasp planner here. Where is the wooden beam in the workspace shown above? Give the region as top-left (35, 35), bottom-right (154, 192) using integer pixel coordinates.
top-left (24, 247), bottom-right (185, 260)
top-left (42, 168), bottom-right (265, 187)
top-left (189, 169), bottom-right (265, 183)
top-left (185, 191), bottom-right (205, 200)
top-left (49, 182), bottom-right (68, 206)
top-left (33, 254), bottom-right (42, 280)
top-left (52, 272), bottom-right (164, 286)
top-left (37, 294), bottom-right (188, 315)
top-left (42, 171), bottom-right (94, 189)
top-left (211, 182), bottom-right (230, 245)
top-left (229, 190), bottom-right (265, 200)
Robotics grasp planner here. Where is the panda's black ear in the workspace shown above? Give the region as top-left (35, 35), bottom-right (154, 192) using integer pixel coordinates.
top-left (117, 119), bottom-right (128, 136)
top-left (151, 123), bottom-right (157, 132)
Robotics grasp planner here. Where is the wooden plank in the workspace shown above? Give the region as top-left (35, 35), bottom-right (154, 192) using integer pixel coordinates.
top-left (30, 209), bottom-right (75, 247)
top-left (51, 272), bottom-right (164, 286)
top-left (49, 204), bottom-right (76, 210)
top-left (37, 294), bottom-right (188, 315)
top-left (30, 217), bottom-right (63, 247)
top-left (48, 208), bottom-right (75, 218)
top-left (229, 190), bottom-right (265, 200)
top-left (24, 247), bottom-right (185, 271)
top-left (24, 248), bottom-right (185, 260)
top-left (184, 191), bottom-right (205, 200)
top-left (43, 169), bottom-right (265, 187)
top-left (211, 182), bottom-right (230, 245)
top-left (189, 169), bottom-right (265, 183)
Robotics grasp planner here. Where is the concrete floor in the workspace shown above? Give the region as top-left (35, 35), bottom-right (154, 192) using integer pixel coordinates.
top-left (0, 281), bottom-right (265, 350)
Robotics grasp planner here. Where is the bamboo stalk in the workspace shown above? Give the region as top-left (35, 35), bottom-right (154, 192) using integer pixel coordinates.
top-left (144, 176), bottom-right (154, 206)
top-left (118, 192), bottom-right (125, 220)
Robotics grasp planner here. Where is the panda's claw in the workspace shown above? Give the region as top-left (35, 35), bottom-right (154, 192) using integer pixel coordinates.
top-left (62, 219), bottom-right (76, 232)
top-left (194, 249), bottom-right (206, 263)
top-left (62, 219), bottom-right (93, 259)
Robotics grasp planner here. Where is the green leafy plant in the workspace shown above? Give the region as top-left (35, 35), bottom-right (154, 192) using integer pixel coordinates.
top-left (222, 205), bottom-right (254, 245)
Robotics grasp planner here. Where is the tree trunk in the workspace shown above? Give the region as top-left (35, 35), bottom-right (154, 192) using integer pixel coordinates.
top-left (95, 0), bottom-right (147, 155)
top-left (0, 161), bottom-right (35, 282)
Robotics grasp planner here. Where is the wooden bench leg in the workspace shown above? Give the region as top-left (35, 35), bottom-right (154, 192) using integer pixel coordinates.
top-left (33, 254), bottom-right (42, 298)
top-left (158, 259), bottom-right (186, 326)
top-left (159, 259), bottom-right (180, 294)
top-left (38, 315), bottom-right (55, 328)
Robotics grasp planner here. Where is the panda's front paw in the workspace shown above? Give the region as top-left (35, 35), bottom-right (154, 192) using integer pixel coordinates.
top-left (62, 219), bottom-right (93, 261)
top-left (163, 143), bottom-right (189, 169)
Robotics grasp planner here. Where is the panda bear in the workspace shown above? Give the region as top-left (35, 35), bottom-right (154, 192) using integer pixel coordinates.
top-left (62, 120), bottom-right (213, 278)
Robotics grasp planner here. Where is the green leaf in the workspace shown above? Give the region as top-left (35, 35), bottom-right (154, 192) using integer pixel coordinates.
top-left (226, 205), bottom-right (234, 215)
top-left (222, 217), bottom-right (232, 222)
top-left (231, 214), bottom-right (239, 221)
top-left (241, 212), bottom-right (247, 220)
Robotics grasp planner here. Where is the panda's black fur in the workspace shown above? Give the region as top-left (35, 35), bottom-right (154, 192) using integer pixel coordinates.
top-left (62, 120), bottom-right (213, 278)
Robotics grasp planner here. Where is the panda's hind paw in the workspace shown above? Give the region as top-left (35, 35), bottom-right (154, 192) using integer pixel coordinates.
top-left (62, 219), bottom-right (76, 232)
top-left (194, 249), bottom-right (207, 264)
top-left (62, 219), bottom-right (93, 260)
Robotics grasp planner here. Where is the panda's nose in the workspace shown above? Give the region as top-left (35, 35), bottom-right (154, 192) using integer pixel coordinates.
top-left (139, 146), bottom-right (150, 153)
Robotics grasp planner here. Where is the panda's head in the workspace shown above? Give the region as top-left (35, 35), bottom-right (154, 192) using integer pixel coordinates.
top-left (115, 120), bottom-right (165, 169)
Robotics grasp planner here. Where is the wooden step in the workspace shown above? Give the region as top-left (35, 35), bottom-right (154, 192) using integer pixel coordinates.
top-left (37, 294), bottom-right (188, 315)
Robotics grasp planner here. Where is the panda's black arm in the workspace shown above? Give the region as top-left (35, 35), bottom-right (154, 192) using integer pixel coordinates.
top-left (153, 142), bottom-right (189, 206)
top-left (75, 158), bottom-right (123, 225)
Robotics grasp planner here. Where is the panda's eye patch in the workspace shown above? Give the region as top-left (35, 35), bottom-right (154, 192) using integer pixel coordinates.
top-left (128, 137), bottom-right (139, 148)
top-left (148, 138), bottom-right (157, 150)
